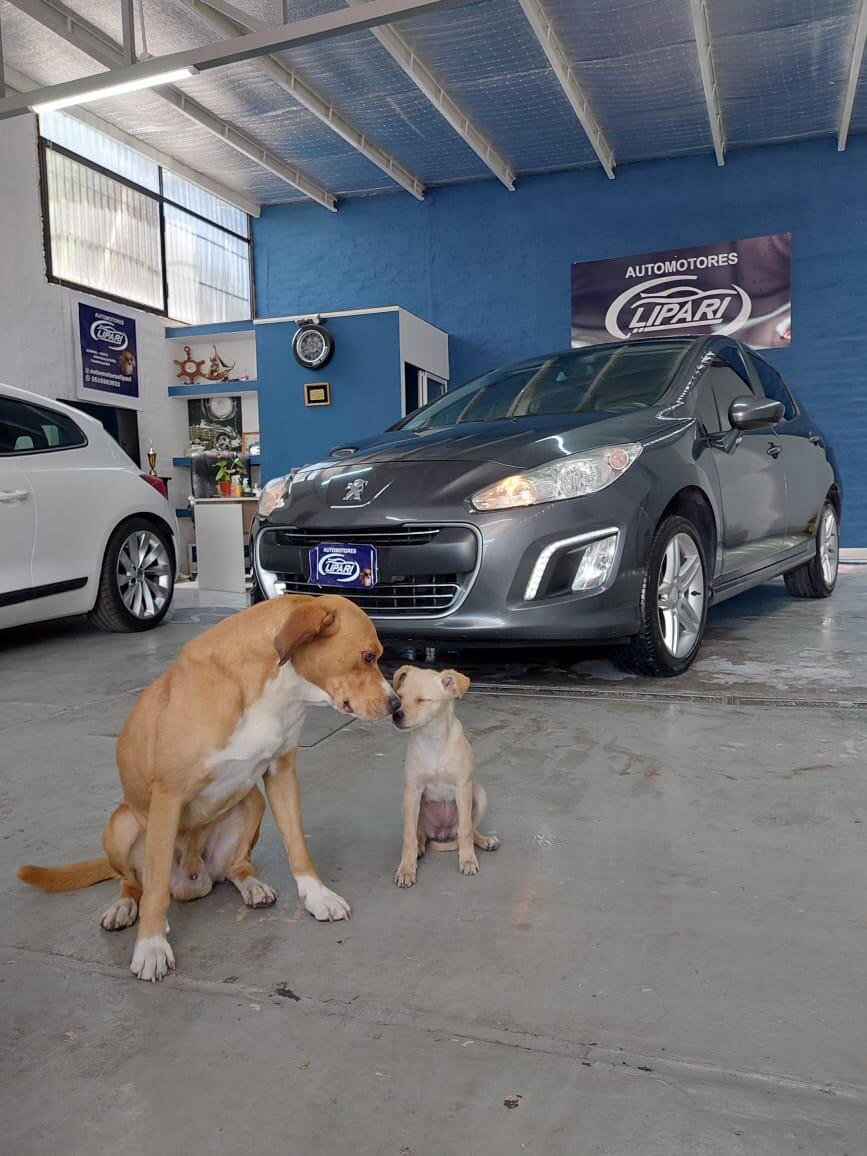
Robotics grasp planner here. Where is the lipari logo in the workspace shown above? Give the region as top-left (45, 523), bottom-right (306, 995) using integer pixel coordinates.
top-left (90, 318), bottom-right (128, 349)
top-left (605, 275), bottom-right (751, 341)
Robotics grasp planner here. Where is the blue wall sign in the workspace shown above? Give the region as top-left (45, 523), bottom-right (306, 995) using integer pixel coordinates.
top-left (78, 303), bottom-right (139, 399)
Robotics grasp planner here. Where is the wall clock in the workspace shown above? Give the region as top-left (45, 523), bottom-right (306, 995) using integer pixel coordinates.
top-left (292, 322), bottom-right (334, 370)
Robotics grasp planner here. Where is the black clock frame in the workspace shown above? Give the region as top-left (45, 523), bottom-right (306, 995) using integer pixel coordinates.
top-left (292, 322), bottom-right (335, 370)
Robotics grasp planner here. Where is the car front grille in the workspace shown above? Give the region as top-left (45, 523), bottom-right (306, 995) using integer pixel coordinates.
top-left (271, 525), bottom-right (441, 547)
top-left (259, 522), bottom-right (478, 617)
top-left (273, 574), bottom-right (462, 615)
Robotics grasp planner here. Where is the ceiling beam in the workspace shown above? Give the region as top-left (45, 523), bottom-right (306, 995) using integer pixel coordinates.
top-left (182, 0), bottom-right (425, 200)
top-left (839, 0), bottom-right (867, 151)
top-left (5, 0), bottom-right (337, 208)
top-left (516, 0), bottom-right (614, 179)
top-left (346, 0), bottom-right (515, 190)
top-left (0, 0), bottom-right (458, 120)
top-left (4, 62), bottom-right (261, 215)
top-left (689, 0), bottom-right (724, 166)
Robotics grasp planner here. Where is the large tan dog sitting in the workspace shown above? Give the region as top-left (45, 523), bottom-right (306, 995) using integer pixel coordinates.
top-left (18, 595), bottom-right (399, 981)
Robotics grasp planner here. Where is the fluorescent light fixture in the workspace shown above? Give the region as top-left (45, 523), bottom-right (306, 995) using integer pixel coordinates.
top-left (31, 67), bottom-right (197, 114)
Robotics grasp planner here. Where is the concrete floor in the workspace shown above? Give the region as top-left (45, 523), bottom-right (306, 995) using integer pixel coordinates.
top-left (2, 574), bottom-right (867, 1154)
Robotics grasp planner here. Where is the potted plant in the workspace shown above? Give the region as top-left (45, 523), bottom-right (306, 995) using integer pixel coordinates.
top-left (215, 457), bottom-right (234, 498)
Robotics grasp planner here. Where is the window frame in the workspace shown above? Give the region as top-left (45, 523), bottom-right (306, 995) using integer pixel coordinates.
top-left (746, 351), bottom-right (800, 421)
top-left (38, 135), bottom-right (254, 323)
top-left (0, 395), bottom-right (89, 457)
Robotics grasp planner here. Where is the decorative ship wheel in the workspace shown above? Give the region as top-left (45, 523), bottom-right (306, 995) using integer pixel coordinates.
top-left (174, 345), bottom-right (206, 384)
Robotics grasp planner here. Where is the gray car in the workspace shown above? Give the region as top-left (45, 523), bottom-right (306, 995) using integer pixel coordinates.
top-left (252, 336), bottom-right (840, 675)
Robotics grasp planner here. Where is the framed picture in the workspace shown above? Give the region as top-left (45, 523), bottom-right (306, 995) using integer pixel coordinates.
top-left (242, 432), bottom-right (260, 455)
top-left (304, 381), bottom-right (331, 407)
top-left (187, 396), bottom-right (242, 452)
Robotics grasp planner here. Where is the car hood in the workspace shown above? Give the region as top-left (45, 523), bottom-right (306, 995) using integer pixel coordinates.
top-left (326, 410), bottom-right (677, 470)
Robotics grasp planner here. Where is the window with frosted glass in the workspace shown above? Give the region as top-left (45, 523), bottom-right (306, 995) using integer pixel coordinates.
top-left (165, 206), bottom-right (251, 325)
top-left (39, 113), bottom-right (252, 322)
top-left (44, 147), bottom-right (163, 309)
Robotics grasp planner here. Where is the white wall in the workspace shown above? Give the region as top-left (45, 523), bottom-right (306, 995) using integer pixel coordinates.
top-left (0, 115), bottom-right (192, 549)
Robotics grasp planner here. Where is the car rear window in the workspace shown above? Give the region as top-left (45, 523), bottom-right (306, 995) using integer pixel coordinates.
top-left (0, 395), bottom-right (87, 455)
top-left (397, 341), bottom-right (690, 431)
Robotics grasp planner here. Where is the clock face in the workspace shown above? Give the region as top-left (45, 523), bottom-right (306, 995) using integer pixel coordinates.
top-left (293, 323), bottom-right (334, 369)
top-left (206, 396), bottom-right (235, 421)
top-left (297, 330), bottom-right (327, 364)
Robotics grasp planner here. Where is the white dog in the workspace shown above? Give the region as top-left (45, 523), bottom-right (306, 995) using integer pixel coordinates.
top-left (391, 666), bottom-right (499, 888)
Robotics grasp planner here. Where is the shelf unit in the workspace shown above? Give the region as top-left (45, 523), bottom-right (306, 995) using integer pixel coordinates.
top-left (168, 380), bottom-right (257, 398)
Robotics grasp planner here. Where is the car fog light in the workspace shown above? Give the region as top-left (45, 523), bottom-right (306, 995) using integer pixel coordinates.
top-left (572, 533), bottom-right (619, 592)
top-left (524, 527), bottom-right (619, 600)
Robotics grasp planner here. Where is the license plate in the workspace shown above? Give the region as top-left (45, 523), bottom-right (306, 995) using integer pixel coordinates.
top-left (308, 542), bottom-right (378, 589)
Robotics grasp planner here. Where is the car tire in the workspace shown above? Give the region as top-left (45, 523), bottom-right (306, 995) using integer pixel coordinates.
top-left (90, 518), bottom-right (175, 632)
top-left (784, 502), bottom-right (838, 599)
top-left (614, 515), bottom-right (709, 677)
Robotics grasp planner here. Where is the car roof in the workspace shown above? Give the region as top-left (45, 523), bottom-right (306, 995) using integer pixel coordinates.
top-left (0, 381), bottom-right (104, 430)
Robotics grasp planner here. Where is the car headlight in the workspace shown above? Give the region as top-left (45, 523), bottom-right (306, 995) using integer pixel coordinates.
top-left (258, 474), bottom-right (292, 517)
top-left (470, 443), bottom-right (643, 511)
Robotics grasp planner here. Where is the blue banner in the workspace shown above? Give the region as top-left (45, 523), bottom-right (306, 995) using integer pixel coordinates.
top-left (78, 303), bottom-right (139, 398)
top-left (309, 542), bottom-right (378, 589)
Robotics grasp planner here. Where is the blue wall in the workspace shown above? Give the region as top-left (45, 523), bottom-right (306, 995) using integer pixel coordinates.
top-left (255, 311), bottom-right (400, 482)
top-left (254, 137), bottom-right (867, 544)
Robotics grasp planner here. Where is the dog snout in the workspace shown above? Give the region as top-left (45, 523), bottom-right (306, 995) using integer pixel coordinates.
top-left (392, 708), bottom-right (405, 727)
top-left (388, 692), bottom-right (401, 715)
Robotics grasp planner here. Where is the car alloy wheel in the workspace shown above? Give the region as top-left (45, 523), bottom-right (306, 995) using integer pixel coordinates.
top-left (657, 532), bottom-right (705, 659)
top-left (116, 529), bottom-right (172, 620)
top-left (614, 514), bottom-right (709, 677)
top-left (784, 500), bottom-right (839, 599)
top-left (818, 505), bottom-right (839, 587)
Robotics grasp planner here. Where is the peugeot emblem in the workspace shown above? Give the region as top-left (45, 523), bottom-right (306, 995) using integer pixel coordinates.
top-left (342, 478), bottom-right (368, 502)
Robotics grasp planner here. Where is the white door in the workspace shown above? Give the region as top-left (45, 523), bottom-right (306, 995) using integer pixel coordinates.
top-left (0, 393), bottom-right (94, 622)
top-left (0, 466), bottom-right (36, 603)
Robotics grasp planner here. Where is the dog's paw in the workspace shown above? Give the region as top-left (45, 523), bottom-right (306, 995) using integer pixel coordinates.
top-left (240, 878), bottom-right (278, 908)
top-left (460, 854), bottom-right (480, 876)
top-left (394, 862), bottom-right (417, 888)
top-left (477, 834), bottom-right (500, 852)
top-left (100, 896), bottom-right (138, 931)
top-left (130, 934), bottom-right (175, 982)
top-left (296, 876), bottom-right (351, 922)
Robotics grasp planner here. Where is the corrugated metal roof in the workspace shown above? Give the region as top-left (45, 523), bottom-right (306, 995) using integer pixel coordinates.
top-left (1, 0), bottom-right (863, 207)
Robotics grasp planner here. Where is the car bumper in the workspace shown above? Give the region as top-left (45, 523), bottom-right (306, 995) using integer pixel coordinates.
top-left (251, 483), bottom-right (653, 646)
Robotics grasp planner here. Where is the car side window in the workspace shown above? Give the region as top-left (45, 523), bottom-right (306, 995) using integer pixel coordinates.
top-left (695, 382), bottom-right (722, 434)
top-left (0, 396), bottom-right (87, 456)
top-left (747, 355), bottom-right (797, 421)
top-left (701, 351), bottom-right (755, 431)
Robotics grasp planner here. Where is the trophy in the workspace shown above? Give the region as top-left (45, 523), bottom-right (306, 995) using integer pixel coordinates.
top-left (146, 444), bottom-right (158, 476)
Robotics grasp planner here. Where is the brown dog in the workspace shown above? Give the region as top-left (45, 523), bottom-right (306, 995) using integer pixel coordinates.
top-left (18, 595), bottom-right (399, 981)
top-left (391, 666), bottom-right (499, 888)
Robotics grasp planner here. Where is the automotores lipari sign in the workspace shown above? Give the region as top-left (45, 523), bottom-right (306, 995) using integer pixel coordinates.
top-left (78, 302), bottom-right (139, 399)
top-left (571, 234), bottom-right (791, 351)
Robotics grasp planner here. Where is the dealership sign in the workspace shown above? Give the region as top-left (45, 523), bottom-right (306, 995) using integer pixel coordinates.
top-left (78, 302), bottom-right (139, 399)
top-left (571, 234), bottom-right (791, 350)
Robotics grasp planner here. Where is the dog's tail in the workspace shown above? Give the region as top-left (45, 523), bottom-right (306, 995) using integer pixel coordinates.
top-left (426, 838), bottom-right (459, 852)
top-left (17, 857), bottom-right (117, 892)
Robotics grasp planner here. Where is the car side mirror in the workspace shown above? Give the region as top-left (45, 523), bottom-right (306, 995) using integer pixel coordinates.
top-left (729, 396), bottom-right (785, 430)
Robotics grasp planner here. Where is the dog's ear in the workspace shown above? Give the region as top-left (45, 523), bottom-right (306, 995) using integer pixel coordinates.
top-left (392, 665), bottom-right (413, 692)
top-left (274, 603), bottom-right (338, 665)
top-left (440, 669), bottom-right (470, 698)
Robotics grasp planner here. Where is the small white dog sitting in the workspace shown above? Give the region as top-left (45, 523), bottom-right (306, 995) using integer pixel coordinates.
top-left (391, 666), bottom-right (499, 888)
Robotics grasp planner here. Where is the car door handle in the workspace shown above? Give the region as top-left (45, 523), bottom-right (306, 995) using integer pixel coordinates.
top-left (766, 442), bottom-right (782, 459)
top-left (0, 488), bottom-right (29, 503)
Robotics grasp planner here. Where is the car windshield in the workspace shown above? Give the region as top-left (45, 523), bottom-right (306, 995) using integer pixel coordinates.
top-left (397, 341), bottom-right (691, 432)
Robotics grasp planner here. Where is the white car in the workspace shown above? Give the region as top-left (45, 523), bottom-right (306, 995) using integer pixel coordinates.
top-left (1, 383), bottom-right (178, 632)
